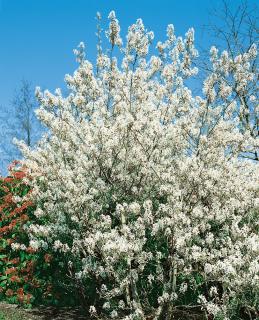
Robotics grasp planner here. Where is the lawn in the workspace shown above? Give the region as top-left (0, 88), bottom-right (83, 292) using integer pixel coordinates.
top-left (0, 303), bottom-right (86, 320)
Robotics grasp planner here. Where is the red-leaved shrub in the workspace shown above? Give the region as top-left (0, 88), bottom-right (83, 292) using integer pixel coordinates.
top-left (0, 161), bottom-right (53, 306)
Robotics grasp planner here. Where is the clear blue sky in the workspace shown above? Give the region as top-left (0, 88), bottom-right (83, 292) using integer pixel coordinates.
top-left (1, 0), bottom-right (256, 109)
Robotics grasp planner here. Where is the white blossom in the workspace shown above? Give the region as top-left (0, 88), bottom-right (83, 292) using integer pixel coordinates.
top-left (17, 12), bottom-right (259, 320)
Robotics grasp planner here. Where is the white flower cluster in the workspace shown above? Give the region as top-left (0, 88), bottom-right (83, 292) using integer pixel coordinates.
top-left (17, 11), bottom-right (258, 319)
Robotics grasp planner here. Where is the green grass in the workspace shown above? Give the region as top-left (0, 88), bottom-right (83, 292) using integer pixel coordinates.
top-left (0, 309), bottom-right (31, 320)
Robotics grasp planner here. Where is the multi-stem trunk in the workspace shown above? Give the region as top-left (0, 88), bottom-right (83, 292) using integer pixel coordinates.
top-left (121, 211), bottom-right (145, 319)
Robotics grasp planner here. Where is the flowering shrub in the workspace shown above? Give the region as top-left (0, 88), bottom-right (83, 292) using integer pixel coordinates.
top-left (17, 12), bottom-right (259, 320)
top-left (0, 162), bottom-right (74, 307)
top-left (0, 162), bottom-right (35, 305)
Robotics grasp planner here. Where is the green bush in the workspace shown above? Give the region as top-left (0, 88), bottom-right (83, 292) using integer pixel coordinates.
top-left (0, 162), bottom-right (78, 307)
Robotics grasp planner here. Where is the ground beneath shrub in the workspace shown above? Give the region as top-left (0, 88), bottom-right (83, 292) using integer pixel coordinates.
top-left (0, 302), bottom-right (86, 320)
top-left (0, 302), bottom-right (206, 319)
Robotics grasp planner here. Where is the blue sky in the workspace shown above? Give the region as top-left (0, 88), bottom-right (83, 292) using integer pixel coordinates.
top-left (1, 0), bottom-right (256, 109)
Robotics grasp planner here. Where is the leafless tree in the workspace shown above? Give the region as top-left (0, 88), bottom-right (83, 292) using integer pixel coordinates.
top-left (12, 79), bottom-right (40, 147)
top-left (206, 0), bottom-right (258, 56)
top-left (197, 0), bottom-right (258, 73)
top-left (0, 80), bottom-right (42, 173)
top-left (196, 0), bottom-right (259, 161)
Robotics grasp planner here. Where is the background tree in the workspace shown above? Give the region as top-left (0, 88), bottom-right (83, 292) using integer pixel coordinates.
top-left (198, 0), bottom-right (259, 161)
top-left (206, 0), bottom-right (258, 56)
top-left (12, 79), bottom-right (41, 147)
top-left (0, 80), bottom-right (42, 174)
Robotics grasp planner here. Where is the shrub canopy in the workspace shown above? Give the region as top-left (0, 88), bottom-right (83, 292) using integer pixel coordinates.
top-left (17, 12), bottom-right (259, 320)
